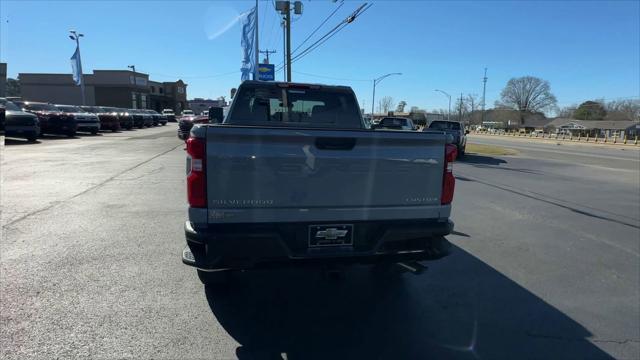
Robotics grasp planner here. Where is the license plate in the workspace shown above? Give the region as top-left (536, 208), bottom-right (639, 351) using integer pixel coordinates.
top-left (308, 224), bottom-right (354, 247)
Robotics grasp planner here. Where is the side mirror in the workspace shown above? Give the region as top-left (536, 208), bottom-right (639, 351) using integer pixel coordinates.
top-left (465, 130), bottom-right (470, 135)
top-left (208, 106), bottom-right (224, 124)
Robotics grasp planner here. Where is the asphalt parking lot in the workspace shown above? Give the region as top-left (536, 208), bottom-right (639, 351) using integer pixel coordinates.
top-left (1, 127), bottom-right (639, 359)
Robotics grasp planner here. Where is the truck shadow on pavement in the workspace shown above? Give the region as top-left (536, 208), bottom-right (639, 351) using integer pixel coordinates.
top-left (458, 154), bottom-right (507, 166)
top-left (205, 245), bottom-right (612, 360)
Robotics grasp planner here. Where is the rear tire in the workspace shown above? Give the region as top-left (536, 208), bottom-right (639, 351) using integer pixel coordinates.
top-left (67, 131), bottom-right (76, 138)
top-left (197, 269), bottom-right (230, 286)
top-left (27, 135), bottom-right (38, 142)
top-left (91, 129), bottom-right (99, 135)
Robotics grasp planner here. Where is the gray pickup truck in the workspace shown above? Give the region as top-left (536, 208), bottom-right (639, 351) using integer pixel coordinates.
top-left (182, 81), bottom-right (457, 285)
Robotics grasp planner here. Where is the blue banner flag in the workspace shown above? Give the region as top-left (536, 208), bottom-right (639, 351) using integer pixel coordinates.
top-left (70, 46), bottom-right (83, 86)
top-left (240, 7), bottom-right (256, 82)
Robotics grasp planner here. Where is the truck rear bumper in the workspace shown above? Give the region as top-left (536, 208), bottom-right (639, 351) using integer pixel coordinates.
top-left (182, 219), bottom-right (453, 271)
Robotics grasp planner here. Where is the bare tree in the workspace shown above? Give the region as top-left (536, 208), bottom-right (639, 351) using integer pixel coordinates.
top-left (606, 99), bottom-right (640, 121)
top-left (467, 94), bottom-right (478, 112)
top-left (409, 106), bottom-right (420, 113)
top-left (497, 76), bottom-right (557, 123)
top-left (395, 100), bottom-right (407, 113)
top-left (378, 96), bottom-right (394, 114)
top-left (557, 105), bottom-right (577, 118)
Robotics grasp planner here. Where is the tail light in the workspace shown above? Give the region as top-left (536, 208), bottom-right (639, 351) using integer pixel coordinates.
top-left (186, 136), bottom-right (207, 208)
top-left (441, 144), bottom-right (457, 205)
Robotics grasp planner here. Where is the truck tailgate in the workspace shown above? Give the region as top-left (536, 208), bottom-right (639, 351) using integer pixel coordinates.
top-left (205, 126), bottom-right (448, 223)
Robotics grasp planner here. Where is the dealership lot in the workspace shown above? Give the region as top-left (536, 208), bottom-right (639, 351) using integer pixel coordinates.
top-left (1, 128), bottom-right (639, 359)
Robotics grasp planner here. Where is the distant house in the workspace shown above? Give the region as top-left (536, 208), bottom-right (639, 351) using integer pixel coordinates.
top-left (469, 109), bottom-right (551, 131)
top-left (545, 118), bottom-right (640, 137)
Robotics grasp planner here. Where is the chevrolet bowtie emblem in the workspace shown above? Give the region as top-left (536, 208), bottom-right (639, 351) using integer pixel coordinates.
top-left (315, 228), bottom-right (348, 240)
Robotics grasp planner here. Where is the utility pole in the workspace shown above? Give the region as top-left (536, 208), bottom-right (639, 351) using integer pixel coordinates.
top-left (481, 67), bottom-right (488, 125)
top-left (254, 0), bottom-right (259, 80)
top-left (281, 19), bottom-right (286, 81)
top-left (259, 49), bottom-right (277, 64)
top-left (285, 2), bottom-right (292, 82)
top-left (276, 1), bottom-right (302, 82)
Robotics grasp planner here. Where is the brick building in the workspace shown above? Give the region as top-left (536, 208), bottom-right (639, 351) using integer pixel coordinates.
top-left (18, 70), bottom-right (187, 112)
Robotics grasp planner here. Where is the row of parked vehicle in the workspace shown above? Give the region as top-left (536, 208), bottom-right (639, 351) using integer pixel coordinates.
top-left (370, 116), bottom-right (469, 157)
top-left (0, 97), bottom-right (178, 142)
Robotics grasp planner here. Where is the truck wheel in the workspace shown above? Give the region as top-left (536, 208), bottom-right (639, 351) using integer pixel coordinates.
top-left (91, 129), bottom-right (99, 135)
top-left (67, 131), bottom-right (77, 138)
top-left (27, 135), bottom-right (38, 142)
top-left (197, 269), bottom-right (230, 286)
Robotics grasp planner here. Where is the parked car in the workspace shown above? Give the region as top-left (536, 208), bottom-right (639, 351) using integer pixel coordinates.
top-left (55, 104), bottom-right (100, 135)
top-left (372, 117), bottom-right (417, 131)
top-left (0, 98), bottom-right (40, 142)
top-left (178, 107), bottom-right (228, 140)
top-left (13, 101), bottom-right (78, 137)
top-left (103, 107), bottom-right (133, 130)
top-left (162, 109), bottom-right (176, 122)
top-left (143, 109), bottom-right (167, 126)
top-left (132, 109), bottom-right (154, 127)
top-left (181, 109), bottom-right (194, 117)
top-left (80, 106), bottom-right (120, 132)
top-left (181, 81), bottom-right (457, 285)
top-left (127, 109), bottom-right (145, 128)
top-left (425, 120), bottom-right (467, 157)
top-left (178, 114), bottom-right (208, 140)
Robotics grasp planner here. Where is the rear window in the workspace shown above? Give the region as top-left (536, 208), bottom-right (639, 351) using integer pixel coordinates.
top-left (429, 121), bottom-right (461, 130)
top-left (380, 118), bottom-right (408, 127)
top-left (227, 84), bottom-right (362, 129)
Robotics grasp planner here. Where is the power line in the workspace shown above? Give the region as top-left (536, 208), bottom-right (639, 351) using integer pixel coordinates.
top-left (290, 1), bottom-right (344, 56)
top-left (289, 3), bottom-right (371, 65)
top-left (276, 2), bottom-right (371, 72)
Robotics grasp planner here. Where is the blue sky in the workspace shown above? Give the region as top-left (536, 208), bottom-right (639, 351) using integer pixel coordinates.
top-left (1, 0), bottom-right (639, 113)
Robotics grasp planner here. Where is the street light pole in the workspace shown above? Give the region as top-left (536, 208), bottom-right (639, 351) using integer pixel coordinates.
top-left (435, 89), bottom-right (452, 121)
top-left (371, 72), bottom-right (402, 116)
top-left (69, 30), bottom-right (85, 105)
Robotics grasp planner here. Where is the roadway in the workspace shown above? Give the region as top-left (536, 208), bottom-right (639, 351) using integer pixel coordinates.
top-left (1, 127), bottom-right (638, 359)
